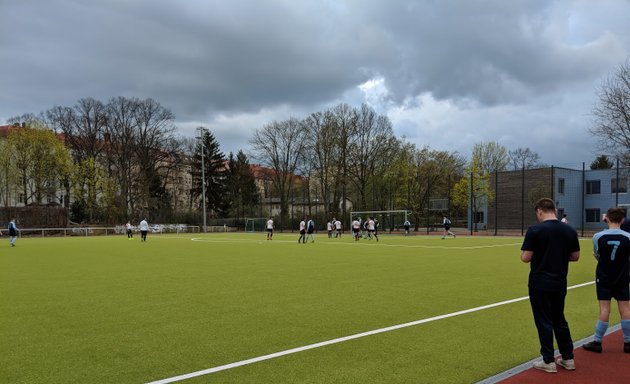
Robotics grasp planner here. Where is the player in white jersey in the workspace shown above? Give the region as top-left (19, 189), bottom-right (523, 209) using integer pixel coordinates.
top-left (334, 219), bottom-right (342, 238)
top-left (367, 217), bottom-right (378, 242)
top-left (298, 218), bottom-right (306, 244)
top-left (352, 218), bottom-right (361, 241)
top-left (266, 217), bottom-right (274, 240)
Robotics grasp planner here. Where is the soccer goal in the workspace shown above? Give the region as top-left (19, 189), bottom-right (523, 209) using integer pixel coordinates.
top-left (349, 210), bottom-right (412, 232)
top-left (245, 217), bottom-right (269, 232)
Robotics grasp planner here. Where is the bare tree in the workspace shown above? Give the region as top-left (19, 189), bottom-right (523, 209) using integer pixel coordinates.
top-left (133, 98), bottom-right (179, 218)
top-left (45, 98), bottom-right (108, 163)
top-left (250, 117), bottom-right (308, 228)
top-left (591, 60), bottom-right (630, 159)
top-left (329, 103), bottom-right (358, 220)
top-left (347, 104), bottom-right (396, 210)
top-left (303, 110), bottom-right (337, 217)
top-left (105, 96), bottom-right (140, 217)
top-left (508, 147), bottom-right (543, 170)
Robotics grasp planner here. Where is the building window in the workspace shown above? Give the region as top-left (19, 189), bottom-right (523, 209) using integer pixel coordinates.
top-left (585, 208), bottom-right (601, 223)
top-left (611, 178), bottom-right (628, 193)
top-left (558, 178), bottom-right (565, 195)
top-left (586, 180), bottom-right (601, 195)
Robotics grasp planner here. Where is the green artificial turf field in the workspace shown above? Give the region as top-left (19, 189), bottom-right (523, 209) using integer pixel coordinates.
top-left (0, 232), bottom-right (608, 383)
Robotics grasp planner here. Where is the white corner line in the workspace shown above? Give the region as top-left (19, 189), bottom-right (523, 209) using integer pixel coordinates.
top-left (146, 281), bottom-right (594, 384)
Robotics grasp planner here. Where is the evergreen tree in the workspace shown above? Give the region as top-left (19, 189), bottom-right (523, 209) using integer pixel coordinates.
top-left (191, 129), bottom-right (228, 218)
top-left (590, 154), bottom-right (614, 169)
top-left (225, 151), bottom-right (259, 219)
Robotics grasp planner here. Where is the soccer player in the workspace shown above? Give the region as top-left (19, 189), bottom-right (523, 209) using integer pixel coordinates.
top-left (367, 217), bottom-right (378, 242)
top-left (334, 219), bottom-right (342, 238)
top-left (327, 220), bottom-right (333, 238)
top-left (520, 198), bottom-right (580, 373)
top-left (306, 217), bottom-right (315, 243)
top-left (266, 217), bottom-right (274, 240)
top-left (441, 216), bottom-right (456, 239)
top-left (583, 207), bottom-right (630, 354)
top-left (8, 218), bottom-right (18, 247)
top-left (352, 218), bottom-right (361, 241)
top-left (139, 218), bottom-right (149, 242)
top-left (403, 219), bottom-right (411, 236)
top-left (298, 218), bottom-right (306, 244)
top-left (125, 221), bottom-right (133, 239)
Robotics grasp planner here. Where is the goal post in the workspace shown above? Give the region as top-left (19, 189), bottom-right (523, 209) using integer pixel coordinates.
top-left (244, 217), bottom-right (268, 232)
top-left (349, 210), bottom-right (412, 233)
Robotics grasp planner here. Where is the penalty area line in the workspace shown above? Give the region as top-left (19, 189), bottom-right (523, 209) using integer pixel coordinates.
top-left (146, 281), bottom-right (594, 384)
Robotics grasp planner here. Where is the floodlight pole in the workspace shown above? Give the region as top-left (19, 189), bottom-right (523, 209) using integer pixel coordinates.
top-left (197, 127), bottom-right (207, 232)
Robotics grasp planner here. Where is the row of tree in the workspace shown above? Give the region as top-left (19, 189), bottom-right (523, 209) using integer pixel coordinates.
top-left (1, 98), bottom-right (543, 227)
top-left (3, 97), bottom-right (259, 224)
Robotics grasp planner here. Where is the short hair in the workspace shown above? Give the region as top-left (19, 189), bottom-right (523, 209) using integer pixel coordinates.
top-left (534, 198), bottom-right (556, 213)
top-left (605, 207), bottom-right (626, 224)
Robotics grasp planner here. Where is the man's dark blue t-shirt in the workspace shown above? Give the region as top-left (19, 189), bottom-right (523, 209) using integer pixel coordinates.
top-left (521, 219), bottom-right (580, 292)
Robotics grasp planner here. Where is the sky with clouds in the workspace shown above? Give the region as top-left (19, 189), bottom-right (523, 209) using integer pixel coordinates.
top-left (1, 0), bottom-right (629, 168)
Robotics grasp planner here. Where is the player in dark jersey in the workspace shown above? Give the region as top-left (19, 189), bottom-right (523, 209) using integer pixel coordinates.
top-left (583, 207), bottom-right (630, 354)
top-left (520, 198), bottom-right (580, 373)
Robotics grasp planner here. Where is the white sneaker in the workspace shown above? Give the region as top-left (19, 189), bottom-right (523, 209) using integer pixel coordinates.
top-left (533, 360), bottom-right (557, 373)
top-left (556, 358), bottom-right (575, 371)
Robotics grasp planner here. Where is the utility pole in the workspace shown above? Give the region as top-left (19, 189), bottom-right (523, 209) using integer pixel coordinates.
top-left (197, 127), bottom-right (207, 232)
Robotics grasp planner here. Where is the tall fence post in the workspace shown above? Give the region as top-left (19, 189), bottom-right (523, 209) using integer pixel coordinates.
top-left (581, 162), bottom-right (585, 238)
top-left (494, 170), bottom-right (498, 236)
top-left (616, 157), bottom-right (620, 207)
top-left (521, 166), bottom-right (525, 236)
top-left (470, 172), bottom-right (473, 236)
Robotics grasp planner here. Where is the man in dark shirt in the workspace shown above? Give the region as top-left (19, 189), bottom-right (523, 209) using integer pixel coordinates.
top-left (583, 207), bottom-right (630, 353)
top-left (521, 198), bottom-right (580, 373)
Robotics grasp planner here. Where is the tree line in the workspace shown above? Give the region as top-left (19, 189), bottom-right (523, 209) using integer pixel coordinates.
top-left (1, 97), bottom-right (259, 225)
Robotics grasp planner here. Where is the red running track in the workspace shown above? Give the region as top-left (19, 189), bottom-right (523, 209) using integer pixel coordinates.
top-left (499, 329), bottom-right (629, 383)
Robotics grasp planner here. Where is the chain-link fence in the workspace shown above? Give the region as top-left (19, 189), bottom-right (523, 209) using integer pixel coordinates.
top-left (486, 164), bottom-right (630, 237)
top-left (244, 163), bottom-right (629, 237)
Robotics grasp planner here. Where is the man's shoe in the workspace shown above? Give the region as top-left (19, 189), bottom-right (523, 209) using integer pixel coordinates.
top-left (624, 343), bottom-right (630, 353)
top-left (533, 360), bottom-right (557, 373)
top-left (583, 341), bottom-right (602, 353)
top-left (556, 358), bottom-right (575, 371)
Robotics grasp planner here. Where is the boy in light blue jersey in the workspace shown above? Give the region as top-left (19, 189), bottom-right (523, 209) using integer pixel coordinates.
top-left (584, 207), bottom-right (630, 353)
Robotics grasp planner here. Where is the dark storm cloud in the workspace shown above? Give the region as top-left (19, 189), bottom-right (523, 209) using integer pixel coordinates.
top-left (1, 0), bottom-right (630, 164)
top-left (0, 0), bottom-right (395, 120)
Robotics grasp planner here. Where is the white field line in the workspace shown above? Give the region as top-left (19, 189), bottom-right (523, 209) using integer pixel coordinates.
top-left (190, 237), bottom-right (522, 250)
top-left (145, 281), bottom-right (595, 384)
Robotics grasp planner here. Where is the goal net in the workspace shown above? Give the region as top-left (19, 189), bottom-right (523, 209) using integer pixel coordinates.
top-left (349, 210), bottom-right (412, 233)
top-left (245, 217), bottom-right (268, 232)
